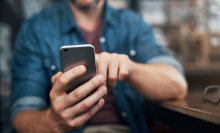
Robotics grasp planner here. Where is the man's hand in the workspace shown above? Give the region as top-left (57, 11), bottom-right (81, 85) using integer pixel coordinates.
top-left (95, 52), bottom-right (133, 89)
top-left (95, 52), bottom-right (187, 101)
top-left (49, 65), bottom-right (107, 132)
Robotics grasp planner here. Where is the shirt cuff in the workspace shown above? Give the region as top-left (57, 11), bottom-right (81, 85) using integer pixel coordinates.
top-left (10, 96), bottom-right (47, 124)
top-left (147, 55), bottom-right (184, 75)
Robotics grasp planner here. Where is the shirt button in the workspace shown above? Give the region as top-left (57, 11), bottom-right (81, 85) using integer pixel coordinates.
top-left (51, 65), bottom-right (56, 71)
top-left (100, 37), bottom-right (106, 43)
top-left (121, 112), bottom-right (127, 118)
top-left (130, 49), bottom-right (136, 56)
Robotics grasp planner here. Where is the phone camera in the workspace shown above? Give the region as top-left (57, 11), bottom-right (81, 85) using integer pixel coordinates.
top-left (64, 48), bottom-right (68, 52)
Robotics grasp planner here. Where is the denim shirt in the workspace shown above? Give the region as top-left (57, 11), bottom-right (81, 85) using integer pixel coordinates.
top-left (11, 0), bottom-right (183, 133)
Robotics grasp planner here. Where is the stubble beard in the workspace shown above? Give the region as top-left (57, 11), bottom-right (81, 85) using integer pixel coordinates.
top-left (71, 0), bottom-right (101, 10)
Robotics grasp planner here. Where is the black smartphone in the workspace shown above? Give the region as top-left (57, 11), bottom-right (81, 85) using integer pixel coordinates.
top-left (60, 44), bottom-right (97, 94)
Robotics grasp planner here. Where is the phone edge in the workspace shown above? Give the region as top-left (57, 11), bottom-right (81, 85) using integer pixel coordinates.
top-left (60, 44), bottom-right (94, 51)
top-left (59, 44), bottom-right (97, 75)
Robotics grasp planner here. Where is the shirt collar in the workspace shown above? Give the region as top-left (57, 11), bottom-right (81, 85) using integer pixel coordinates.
top-left (102, 0), bottom-right (117, 27)
top-left (60, 0), bottom-right (77, 34)
top-left (60, 0), bottom-right (116, 34)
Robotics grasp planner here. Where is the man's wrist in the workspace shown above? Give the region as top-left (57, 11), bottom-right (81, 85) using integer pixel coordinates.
top-left (45, 108), bottom-right (60, 133)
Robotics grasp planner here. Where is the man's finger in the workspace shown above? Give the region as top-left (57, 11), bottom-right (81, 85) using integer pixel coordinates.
top-left (108, 53), bottom-right (119, 89)
top-left (97, 52), bottom-right (109, 87)
top-left (64, 75), bottom-right (106, 107)
top-left (73, 85), bottom-right (106, 114)
top-left (95, 54), bottom-right (100, 67)
top-left (118, 56), bottom-right (130, 81)
top-left (67, 98), bottom-right (105, 129)
top-left (51, 72), bottom-right (63, 85)
top-left (53, 65), bottom-right (86, 95)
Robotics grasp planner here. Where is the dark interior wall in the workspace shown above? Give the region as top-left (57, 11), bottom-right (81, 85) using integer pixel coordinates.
top-left (0, 0), bottom-right (22, 47)
top-left (0, 1), bottom-right (22, 132)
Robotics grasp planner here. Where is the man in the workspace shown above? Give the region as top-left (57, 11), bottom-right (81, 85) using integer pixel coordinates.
top-left (11, 0), bottom-right (187, 132)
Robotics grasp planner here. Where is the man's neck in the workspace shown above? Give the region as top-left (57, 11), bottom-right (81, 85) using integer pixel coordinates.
top-left (68, 0), bottom-right (104, 32)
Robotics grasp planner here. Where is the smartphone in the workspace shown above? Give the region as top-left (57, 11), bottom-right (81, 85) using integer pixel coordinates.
top-left (60, 44), bottom-right (97, 94)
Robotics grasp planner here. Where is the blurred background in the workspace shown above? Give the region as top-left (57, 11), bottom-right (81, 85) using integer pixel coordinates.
top-left (1, 0), bottom-right (220, 132)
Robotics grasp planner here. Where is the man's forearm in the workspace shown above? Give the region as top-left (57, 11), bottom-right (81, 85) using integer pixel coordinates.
top-left (126, 61), bottom-right (187, 101)
top-left (13, 109), bottom-right (56, 133)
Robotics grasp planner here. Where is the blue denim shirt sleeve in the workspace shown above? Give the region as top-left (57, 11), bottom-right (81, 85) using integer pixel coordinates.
top-left (128, 14), bottom-right (168, 63)
top-left (128, 13), bottom-right (183, 74)
top-left (10, 21), bottom-right (49, 123)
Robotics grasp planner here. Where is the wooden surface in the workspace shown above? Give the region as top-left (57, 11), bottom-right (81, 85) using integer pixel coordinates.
top-left (145, 88), bottom-right (220, 132)
top-left (161, 89), bottom-right (220, 126)
top-left (183, 63), bottom-right (220, 76)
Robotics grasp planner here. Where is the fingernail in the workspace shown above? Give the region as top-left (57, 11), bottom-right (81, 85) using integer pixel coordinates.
top-left (102, 86), bottom-right (107, 93)
top-left (100, 98), bottom-right (105, 104)
top-left (79, 65), bottom-right (85, 71)
top-left (98, 75), bottom-right (105, 82)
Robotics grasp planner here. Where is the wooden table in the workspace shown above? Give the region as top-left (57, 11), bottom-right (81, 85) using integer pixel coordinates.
top-left (145, 88), bottom-right (220, 133)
